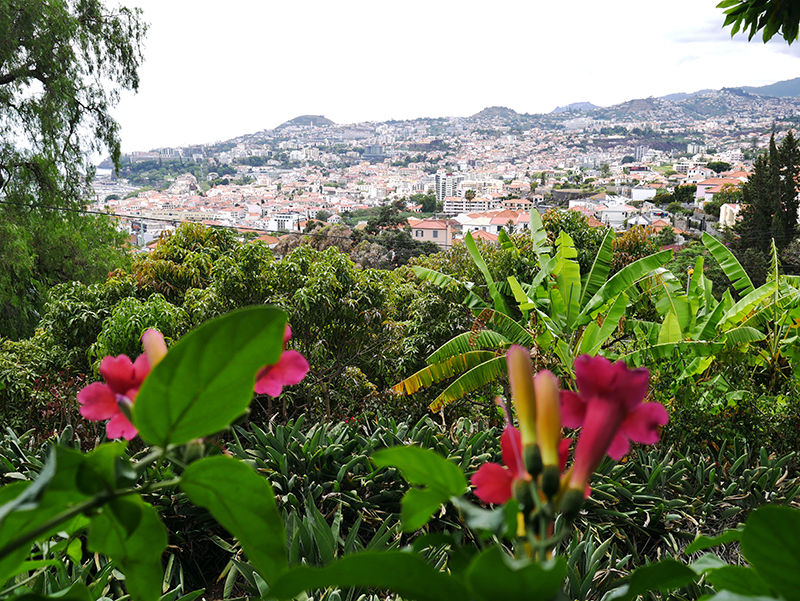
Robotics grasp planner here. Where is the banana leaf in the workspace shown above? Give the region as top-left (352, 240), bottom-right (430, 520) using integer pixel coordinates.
top-left (427, 330), bottom-right (510, 364)
top-left (579, 292), bottom-right (628, 355)
top-left (393, 351), bottom-right (498, 396)
top-left (702, 232), bottom-right (755, 296)
top-left (575, 250), bottom-right (673, 327)
top-left (429, 356), bottom-right (507, 411)
top-left (464, 231), bottom-right (511, 316)
top-left (554, 231), bottom-right (582, 329)
top-left (580, 227), bottom-right (614, 307)
top-left (529, 208), bottom-right (551, 256)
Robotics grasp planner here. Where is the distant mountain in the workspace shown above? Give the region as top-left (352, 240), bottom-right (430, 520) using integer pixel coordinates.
top-left (660, 89), bottom-right (714, 101)
top-left (736, 77), bottom-right (800, 98)
top-left (551, 101), bottom-right (600, 113)
top-left (470, 106), bottom-right (519, 119)
top-left (276, 115), bottom-right (335, 128)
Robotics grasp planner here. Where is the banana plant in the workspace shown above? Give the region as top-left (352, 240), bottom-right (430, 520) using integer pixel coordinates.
top-left (395, 210), bottom-right (673, 411)
top-left (619, 233), bottom-right (800, 390)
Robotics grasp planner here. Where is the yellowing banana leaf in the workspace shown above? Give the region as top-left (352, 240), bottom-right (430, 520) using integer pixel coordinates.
top-left (429, 356), bottom-right (507, 411)
top-left (393, 351), bottom-right (499, 396)
top-left (427, 330), bottom-right (511, 364)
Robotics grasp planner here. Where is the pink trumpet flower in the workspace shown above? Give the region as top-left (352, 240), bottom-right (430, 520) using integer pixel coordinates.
top-left (254, 325), bottom-right (309, 397)
top-left (77, 329), bottom-right (168, 440)
top-left (561, 355), bottom-right (669, 493)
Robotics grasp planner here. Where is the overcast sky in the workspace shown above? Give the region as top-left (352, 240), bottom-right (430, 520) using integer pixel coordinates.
top-left (111, 0), bottom-right (800, 152)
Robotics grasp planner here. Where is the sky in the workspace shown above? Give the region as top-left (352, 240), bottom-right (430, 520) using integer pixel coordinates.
top-left (111, 0), bottom-right (800, 152)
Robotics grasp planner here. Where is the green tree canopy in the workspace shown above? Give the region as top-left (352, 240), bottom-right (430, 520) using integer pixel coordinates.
top-left (0, 0), bottom-right (147, 338)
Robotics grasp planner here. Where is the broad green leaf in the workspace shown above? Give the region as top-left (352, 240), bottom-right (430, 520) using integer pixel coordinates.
top-left (268, 551), bottom-right (469, 601)
top-left (373, 446), bottom-right (466, 531)
top-left (464, 231), bottom-right (511, 316)
top-left (658, 311), bottom-right (682, 345)
top-left (692, 290), bottom-right (732, 340)
top-left (580, 292), bottom-right (628, 355)
top-left (621, 340), bottom-right (725, 368)
top-left (703, 232), bottom-right (755, 296)
top-left (707, 566), bottom-right (773, 597)
top-left (648, 269), bottom-right (691, 332)
top-left (554, 231), bottom-right (582, 329)
top-left (464, 546), bottom-right (566, 601)
top-left (611, 559), bottom-right (697, 601)
top-left (690, 553), bottom-right (728, 574)
top-left (741, 505), bottom-right (800, 601)
top-left (721, 281), bottom-right (777, 328)
top-left (580, 227), bottom-right (614, 307)
top-left (430, 355), bottom-right (507, 411)
top-left (450, 497), bottom-right (508, 536)
top-left (529, 208), bottom-right (551, 256)
top-left (724, 326), bottom-right (766, 347)
top-left (181, 456), bottom-right (287, 584)
top-left (575, 250), bottom-right (673, 326)
top-left (393, 350), bottom-right (498, 396)
top-left (76, 442), bottom-right (128, 496)
top-left (134, 306), bottom-right (287, 446)
top-left (412, 266), bottom-right (470, 291)
top-left (88, 498), bottom-right (167, 601)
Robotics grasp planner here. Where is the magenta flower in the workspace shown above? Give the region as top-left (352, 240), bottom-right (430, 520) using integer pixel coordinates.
top-left (77, 329), bottom-right (167, 440)
top-left (254, 325), bottom-right (309, 396)
top-left (471, 426), bottom-right (572, 505)
top-left (561, 355), bottom-right (669, 492)
top-left (471, 425), bottom-right (527, 505)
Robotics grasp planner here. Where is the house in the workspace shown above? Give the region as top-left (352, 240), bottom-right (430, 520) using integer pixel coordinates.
top-left (410, 219), bottom-right (456, 248)
top-left (719, 203), bottom-right (741, 228)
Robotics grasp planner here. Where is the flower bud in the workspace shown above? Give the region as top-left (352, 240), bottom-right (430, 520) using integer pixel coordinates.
top-left (534, 370), bottom-right (562, 469)
top-left (507, 346), bottom-right (536, 447)
top-left (142, 329), bottom-right (167, 368)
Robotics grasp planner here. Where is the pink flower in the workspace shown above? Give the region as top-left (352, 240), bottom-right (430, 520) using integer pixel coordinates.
top-left (254, 325), bottom-right (309, 397)
top-left (471, 425), bottom-right (527, 505)
top-left (561, 355), bottom-right (669, 492)
top-left (77, 329), bottom-right (167, 440)
top-left (471, 426), bottom-right (572, 505)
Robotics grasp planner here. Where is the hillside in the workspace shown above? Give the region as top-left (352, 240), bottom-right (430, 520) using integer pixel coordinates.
top-left (276, 115), bottom-right (335, 128)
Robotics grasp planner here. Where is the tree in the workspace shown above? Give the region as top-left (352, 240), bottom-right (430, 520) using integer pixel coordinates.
top-left (0, 0), bottom-right (147, 338)
top-left (673, 184), bottom-right (697, 205)
top-left (707, 161), bottom-right (732, 173)
top-left (736, 132), bottom-right (800, 254)
top-left (719, 0), bottom-right (800, 44)
top-left (621, 156), bottom-right (635, 164)
top-left (600, 163), bottom-right (612, 178)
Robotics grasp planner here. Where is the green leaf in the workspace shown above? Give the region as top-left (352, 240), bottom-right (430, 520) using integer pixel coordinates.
top-left (427, 330), bottom-right (510, 364)
top-left (575, 250), bottom-right (673, 327)
top-left (658, 310), bottom-right (682, 345)
top-left (690, 553), bottom-right (728, 575)
top-left (88, 498), bottom-right (167, 601)
top-left (741, 505), bottom-right (800, 601)
top-left (613, 559), bottom-right (697, 601)
top-left (529, 208), bottom-right (551, 256)
top-left (703, 232), bottom-right (755, 296)
top-left (268, 551), bottom-right (469, 601)
top-left (0, 447), bottom-right (88, 582)
top-left (553, 231), bottom-right (582, 329)
top-left (579, 292), bottom-right (628, 355)
top-left (707, 566), bottom-right (773, 597)
top-left (464, 546), bottom-right (566, 601)
top-left (134, 306), bottom-right (287, 446)
top-left (464, 231), bottom-right (511, 316)
top-left (0, 447), bottom-right (56, 528)
top-left (12, 582), bottom-right (95, 601)
top-left (76, 442), bottom-right (128, 495)
top-left (450, 497), bottom-right (508, 536)
top-left (580, 227), bottom-right (614, 307)
top-left (181, 456), bottom-right (287, 584)
top-left (372, 446), bottom-right (467, 531)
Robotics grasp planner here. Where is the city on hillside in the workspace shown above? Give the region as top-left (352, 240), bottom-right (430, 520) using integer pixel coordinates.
top-left (92, 86), bottom-right (800, 252)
